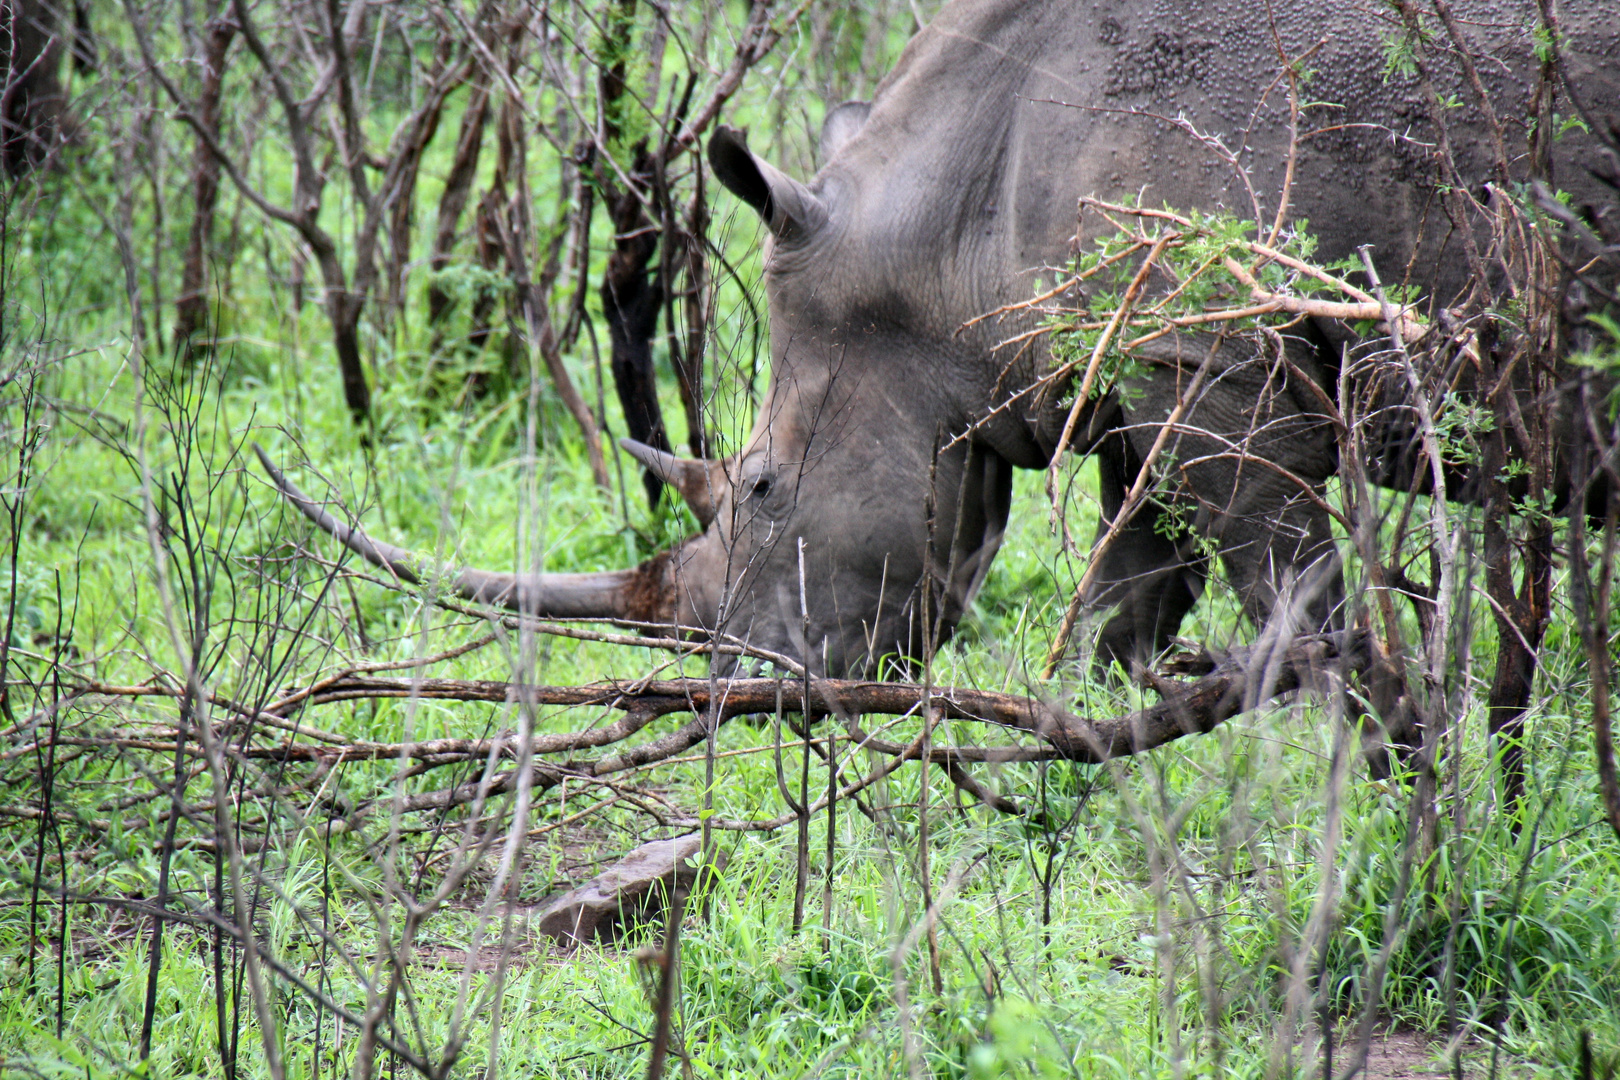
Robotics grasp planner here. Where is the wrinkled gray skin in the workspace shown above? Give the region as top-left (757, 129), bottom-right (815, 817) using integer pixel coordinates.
top-left (266, 0), bottom-right (1620, 676)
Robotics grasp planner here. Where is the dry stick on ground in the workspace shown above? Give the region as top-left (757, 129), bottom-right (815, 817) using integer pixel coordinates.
top-left (53, 637), bottom-right (1361, 831)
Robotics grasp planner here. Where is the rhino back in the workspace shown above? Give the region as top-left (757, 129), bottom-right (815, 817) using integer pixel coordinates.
top-left (823, 0), bottom-right (1619, 329)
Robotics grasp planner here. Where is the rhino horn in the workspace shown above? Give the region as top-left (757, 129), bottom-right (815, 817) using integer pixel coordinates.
top-left (619, 438), bottom-right (725, 528)
top-left (255, 445), bottom-right (671, 623)
top-left (708, 126), bottom-right (826, 240)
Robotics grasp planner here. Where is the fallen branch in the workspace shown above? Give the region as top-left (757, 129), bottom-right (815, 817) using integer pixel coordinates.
top-left (25, 633), bottom-right (1374, 834)
top-left (64, 630), bottom-right (1370, 765)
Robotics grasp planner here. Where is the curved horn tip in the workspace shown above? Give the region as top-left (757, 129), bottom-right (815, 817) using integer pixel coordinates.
top-left (252, 441), bottom-right (281, 478)
top-left (617, 439), bottom-right (721, 528)
top-left (253, 443), bottom-right (310, 500)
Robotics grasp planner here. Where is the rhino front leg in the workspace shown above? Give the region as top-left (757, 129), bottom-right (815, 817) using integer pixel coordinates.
top-left (1170, 344), bottom-right (1344, 643)
top-left (1087, 331), bottom-right (1345, 670)
top-left (1083, 426), bottom-right (1207, 675)
top-left (1204, 487), bottom-right (1344, 642)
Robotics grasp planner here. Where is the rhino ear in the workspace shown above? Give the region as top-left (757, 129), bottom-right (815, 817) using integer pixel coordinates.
top-left (820, 100), bottom-right (869, 161)
top-left (708, 125), bottom-right (826, 240)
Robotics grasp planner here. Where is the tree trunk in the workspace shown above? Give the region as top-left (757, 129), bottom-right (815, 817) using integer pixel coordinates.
top-left (68, 0), bottom-right (93, 75)
top-left (601, 203), bottom-right (669, 506)
top-left (1478, 331), bottom-right (1554, 812)
top-left (468, 187), bottom-right (502, 358)
top-left (676, 173), bottom-right (711, 458)
top-left (1567, 409), bottom-right (1620, 843)
top-left (427, 83), bottom-right (489, 330)
top-left (653, 135), bottom-right (708, 459)
top-left (0, 0), bottom-right (66, 174)
top-left (175, 17), bottom-right (237, 354)
top-left (379, 78), bottom-right (451, 326)
top-left (313, 248), bottom-right (371, 420)
top-left (601, 148), bottom-right (671, 509)
top-left (329, 294), bottom-right (371, 422)
top-left (594, 0), bottom-right (675, 508)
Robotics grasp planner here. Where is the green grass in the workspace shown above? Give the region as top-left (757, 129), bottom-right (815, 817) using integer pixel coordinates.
top-left (3, 9), bottom-right (1620, 1078)
top-left (6, 229), bottom-right (1620, 1078)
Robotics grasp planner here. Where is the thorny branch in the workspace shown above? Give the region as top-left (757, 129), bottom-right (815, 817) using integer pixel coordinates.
top-left (19, 631), bottom-right (1378, 833)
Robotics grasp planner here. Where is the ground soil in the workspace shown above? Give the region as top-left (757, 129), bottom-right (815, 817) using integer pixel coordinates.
top-left (1359, 1031), bottom-right (1456, 1078)
top-left (1319, 1028), bottom-right (1518, 1080)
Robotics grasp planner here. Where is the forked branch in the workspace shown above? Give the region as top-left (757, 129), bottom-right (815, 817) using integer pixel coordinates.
top-left (66, 631), bottom-right (1372, 782)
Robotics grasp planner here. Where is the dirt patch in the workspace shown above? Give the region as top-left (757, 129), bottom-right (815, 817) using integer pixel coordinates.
top-left (1312, 1028), bottom-right (1519, 1080)
top-left (1356, 1031), bottom-right (1454, 1078)
top-left (412, 936), bottom-right (551, 973)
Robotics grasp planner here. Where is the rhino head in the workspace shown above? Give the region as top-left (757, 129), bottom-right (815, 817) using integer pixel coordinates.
top-left (261, 119), bottom-right (1013, 677)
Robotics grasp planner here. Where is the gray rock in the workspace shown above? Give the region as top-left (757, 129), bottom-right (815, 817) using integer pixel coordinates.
top-left (534, 833), bottom-right (721, 946)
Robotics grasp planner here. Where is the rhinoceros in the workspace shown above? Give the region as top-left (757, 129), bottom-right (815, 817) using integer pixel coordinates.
top-left (263, 0), bottom-right (1619, 677)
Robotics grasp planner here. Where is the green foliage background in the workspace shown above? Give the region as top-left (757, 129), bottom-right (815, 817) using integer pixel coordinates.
top-left (0, 1), bottom-right (1617, 1078)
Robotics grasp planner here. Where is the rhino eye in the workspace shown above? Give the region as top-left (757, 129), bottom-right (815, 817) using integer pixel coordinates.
top-left (751, 476), bottom-right (772, 498)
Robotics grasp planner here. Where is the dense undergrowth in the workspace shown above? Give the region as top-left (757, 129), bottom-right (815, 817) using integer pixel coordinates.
top-left (5, 225), bottom-right (1619, 1078)
top-left (2, 3), bottom-right (1619, 1078)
